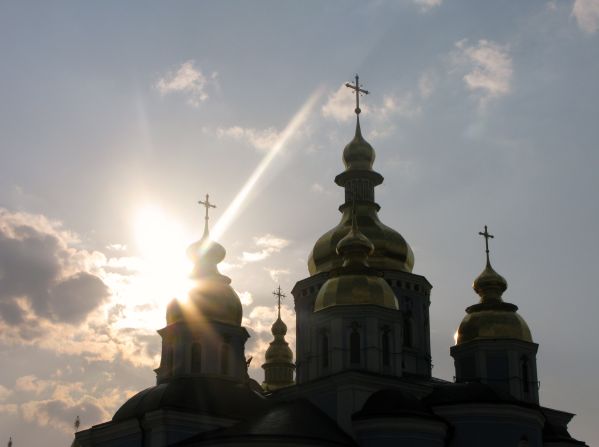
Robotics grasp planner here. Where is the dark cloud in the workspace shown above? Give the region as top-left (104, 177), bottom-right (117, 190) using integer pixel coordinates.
top-left (0, 213), bottom-right (109, 327)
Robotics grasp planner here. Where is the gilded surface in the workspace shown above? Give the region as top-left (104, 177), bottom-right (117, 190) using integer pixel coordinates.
top-left (314, 274), bottom-right (398, 311)
top-left (308, 204), bottom-right (414, 275)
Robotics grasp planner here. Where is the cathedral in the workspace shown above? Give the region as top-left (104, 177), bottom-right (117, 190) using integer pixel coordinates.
top-left (74, 78), bottom-right (587, 447)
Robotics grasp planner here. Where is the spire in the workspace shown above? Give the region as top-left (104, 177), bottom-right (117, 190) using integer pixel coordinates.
top-left (473, 225), bottom-right (507, 303)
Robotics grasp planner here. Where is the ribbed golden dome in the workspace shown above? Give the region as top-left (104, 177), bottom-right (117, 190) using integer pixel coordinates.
top-left (308, 118), bottom-right (414, 275)
top-left (314, 205), bottom-right (399, 312)
top-left (456, 306), bottom-right (532, 344)
top-left (308, 204), bottom-right (415, 275)
top-left (455, 256), bottom-right (532, 345)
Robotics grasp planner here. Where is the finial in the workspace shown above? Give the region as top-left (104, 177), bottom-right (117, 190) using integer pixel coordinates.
top-left (345, 74), bottom-right (369, 117)
top-left (273, 285), bottom-right (286, 319)
top-left (478, 225), bottom-right (494, 265)
top-left (74, 415), bottom-right (80, 432)
top-left (198, 194), bottom-right (216, 238)
top-left (8, 437), bottom-right (12, 447)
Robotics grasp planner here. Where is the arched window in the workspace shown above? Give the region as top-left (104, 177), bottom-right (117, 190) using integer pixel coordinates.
top-left (220, 343), bottom-right (230, 375)
top-left (321, 334), bottom-right (329, 368)
top-left (382, 329), bottom-right (391, 367)
top-left (521, 357), bottom-right (530, 393)
top-left (191, 343), bottom-right (202, 373)
top-left (350, 327), bottom-right (361, 364)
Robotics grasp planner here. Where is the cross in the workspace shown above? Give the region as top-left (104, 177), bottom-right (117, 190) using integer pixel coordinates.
top-left (198, 194), bottom-right (216, 236)
top-left (478, 225), bottom-right (494, 263)
top-left (273, 285), bottom-right (286, 318)
top-left (345, 74), bottom-right (369, 115)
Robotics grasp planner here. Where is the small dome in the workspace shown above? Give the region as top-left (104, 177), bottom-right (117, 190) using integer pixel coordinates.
top-left (456, 257), bottom-right (532, 345)
top-left (456, 304), bottom-right (533, 344)
top-left (314, 274), bottom-right (398, 311)
top-left (166, 298), bottom-right (184, 324)
top-left (264, 339), bottom-right (293, 364)
top-left (342, 121), bottom-right (375, 171)
top-left (473, 262), bottom-right (508, 303)
top-left (271, 316), bottom-right (287, 336)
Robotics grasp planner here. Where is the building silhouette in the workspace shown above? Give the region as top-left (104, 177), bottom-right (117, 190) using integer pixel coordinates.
top-left (74, 80), bottom-right (587, 447)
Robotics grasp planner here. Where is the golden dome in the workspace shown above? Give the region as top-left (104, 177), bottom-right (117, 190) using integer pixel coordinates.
top-left (456, 306), bottom-right (532, 344)
top-left (182, 223), bottom-right (242, 326)
top-left (308, 203), bottom-right (414, 275)
top-left (342, 119), bottom-right (375, 171)
top-left (455, 254), bottom-right (532, 345)
top-left (264, 316), bottom-right (294, 364)
top-left (314, 205), bottom-right (399, 312)
top-left (308, 119), bottom-right (414, 275)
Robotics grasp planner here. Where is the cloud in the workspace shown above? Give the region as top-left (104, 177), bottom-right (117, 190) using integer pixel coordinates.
top-left (0, 208), bottom-right (109, 326)
top-left (21, 397), bottom-right (109, 434)
top-left (240, 234), bottom-right (290, 263)
top-left (215, 126), bottom-right (281, 152)
top-left (265, 268), bottom-right (290, 283)
top-left (0, 384), bottom-right (12, 401)
top-left (311, 183), bottom-right (324, 193)
top-left (322, 84), bottom-right (367, 122)
top-left (156, 60), bottom-right (217, 107)
top-left (453, 39), bottom-right (513, 106)
top-left (413, 0), bottom-right (442, 12)
top-left (572, 0), bottom-right (599, 34)
top-left (418, 71), bottom-right (436, 99)
top-left (237, 291), bottom-right (254, 306)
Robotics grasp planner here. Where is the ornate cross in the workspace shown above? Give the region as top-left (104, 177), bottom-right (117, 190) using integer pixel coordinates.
top-left (273, 285), bottom-right (286, 317)
top-left (478, 225), bottom-right (494, 263)
top-left (345, 74), bottom-right (369, 115)
top-left (198, 194), bottom-right (216, 236)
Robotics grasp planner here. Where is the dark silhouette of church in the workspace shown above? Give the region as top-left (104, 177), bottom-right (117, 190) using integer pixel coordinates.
top-left (74, 77), bottom-right (587, 447)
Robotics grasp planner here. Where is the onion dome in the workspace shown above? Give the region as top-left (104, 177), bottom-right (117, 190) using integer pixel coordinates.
top-left (314, 204), bottom-right (398, 312)
top-left (262, 287), bottom-right (295, 391)
top-left (455, 229), bottom-right (532, 345)
top-left (308, 116), bottom-right (414, 275)
top-left (343, 119), bottom-right (375, 170)
top-left (177, 197), bottom-right (242, 327)
top-left (166, 298), bottom-right (184, 324)
top-left (264, 317), bottom-right (293, 364)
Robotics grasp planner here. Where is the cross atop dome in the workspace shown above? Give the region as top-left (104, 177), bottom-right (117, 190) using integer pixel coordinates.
top-left (198, 194), bottom-right (216, 237)
top-left (273, 285), bottom-right (286, 318)
top-left (478, 225), bottom-right (494, 264)
top-left (345, 74), bottom-right (369, 116)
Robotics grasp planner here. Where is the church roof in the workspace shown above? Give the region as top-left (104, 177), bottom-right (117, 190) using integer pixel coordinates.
top-left (352, 388), bottom-right (441, 421)
top-left (175, 399), bottom-right (357, 446)
top-left (112, 377), bottom-right (267, 422)
top-left (424, 381), bottom-right (522, 407)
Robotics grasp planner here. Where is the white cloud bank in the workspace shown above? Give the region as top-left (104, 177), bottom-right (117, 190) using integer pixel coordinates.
top-left (156, 60), bottom-right (218, 107)
top-left (572, 0), bottom-right (599, 34)
top-left (240, 234), bottom-right (290, 263)
top-left (453, 39), bottom-right (513, 107)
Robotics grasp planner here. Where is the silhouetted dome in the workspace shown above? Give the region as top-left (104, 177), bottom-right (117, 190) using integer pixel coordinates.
top-left (113, 377), bottom-right (266, 422)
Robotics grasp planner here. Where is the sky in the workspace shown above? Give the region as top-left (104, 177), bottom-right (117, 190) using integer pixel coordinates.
top-left (0, 0), bottom-right (598, 445)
